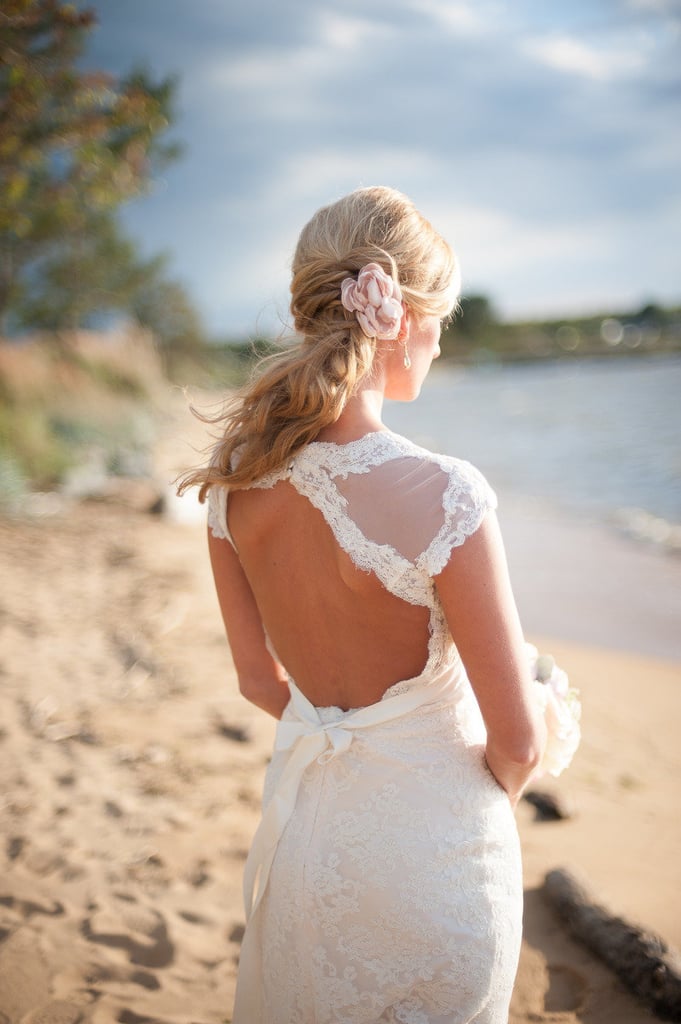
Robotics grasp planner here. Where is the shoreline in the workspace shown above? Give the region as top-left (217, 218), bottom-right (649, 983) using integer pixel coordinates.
top-left (499, 489), bottom-right (681, 662)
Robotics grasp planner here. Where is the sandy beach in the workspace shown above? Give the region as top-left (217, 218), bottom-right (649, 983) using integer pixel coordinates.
top-left (0, 397), bottom-right (679, 1023)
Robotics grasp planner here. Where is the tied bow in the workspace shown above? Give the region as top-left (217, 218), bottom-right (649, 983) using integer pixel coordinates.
top-left (242, 668), bottom-right (458, 920)
top-left (275, 708), bottom-right (355, 763)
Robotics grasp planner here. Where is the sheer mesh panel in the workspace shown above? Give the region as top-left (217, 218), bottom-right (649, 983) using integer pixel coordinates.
top-left (208, 435), bottom-right (497, 582)
top-left (334, 457), bottom-right (450, 563)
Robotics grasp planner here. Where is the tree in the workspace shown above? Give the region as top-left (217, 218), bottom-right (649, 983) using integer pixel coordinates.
top-left (633, 302), bottom-right (666, 327)
top-left (131, 275), bottom-right (206, 363)
top-left (15, 210), bottom-right (165, 329)
top-left (439, 293), bottom-right (500, 359)
top-left (0, 0), bottom-right (180, 330)
top-left (15, 209), bottom-right (207, 360)
top-left (456, 294), bottom-right (498, 339)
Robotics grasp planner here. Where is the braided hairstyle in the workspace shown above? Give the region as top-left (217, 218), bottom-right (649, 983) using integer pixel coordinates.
top-left (180, 186), bottom-right (459, 496)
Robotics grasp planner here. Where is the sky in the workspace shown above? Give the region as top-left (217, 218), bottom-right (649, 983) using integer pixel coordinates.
top-left (84, 0), bottom-right (681, 339)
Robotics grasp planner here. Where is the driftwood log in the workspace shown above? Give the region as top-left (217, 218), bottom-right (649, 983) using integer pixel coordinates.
top-left (544, 868), bottom-right (681, 1022)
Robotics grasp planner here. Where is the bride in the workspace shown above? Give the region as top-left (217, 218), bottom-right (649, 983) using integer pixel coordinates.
top-left (181, 186), bottom-right (547, 1023)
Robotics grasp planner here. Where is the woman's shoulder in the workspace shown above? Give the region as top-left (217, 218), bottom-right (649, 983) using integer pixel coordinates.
top-left (295, 430), bottom-right (497, 573)
top-left (373, 433), bottom-right (498, 575)
top-left (297, 429), bottom-right (495, 504)
top-left (377, 431), bottom-right (496, 497)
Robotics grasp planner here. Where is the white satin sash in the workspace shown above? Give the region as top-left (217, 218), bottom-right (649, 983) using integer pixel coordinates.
top-left (243, 662), bottom-right (461, 920)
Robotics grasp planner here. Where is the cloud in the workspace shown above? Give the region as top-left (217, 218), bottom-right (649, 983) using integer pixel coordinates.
top-left (272, 148), bottom-right (441, 204)
top-left (628, 0), bottom-right (681, 17)
top-left (86, 0), bottom-right (681, 332)
top-left (213, 10), bottom-right (378, 93)
top-left (395, 0), bottom-right (488, 35)
top-left (523, 33), bottom-right (646, 81)
top-left (179, 146), bottom-right (445, 336)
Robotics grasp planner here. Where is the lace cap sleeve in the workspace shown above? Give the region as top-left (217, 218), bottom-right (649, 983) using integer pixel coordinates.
top-left (418, 458), bottom-right (497, 578)
top-left (207, 485), bottom-right (236, 547)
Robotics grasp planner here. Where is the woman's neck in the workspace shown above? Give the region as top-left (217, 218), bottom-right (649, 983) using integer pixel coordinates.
top-left (315, 382), bottom-right (386, 444)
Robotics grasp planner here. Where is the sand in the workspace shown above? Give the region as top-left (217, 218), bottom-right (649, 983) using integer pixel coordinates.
top-left (1, 398), bottom-right (679, 1023)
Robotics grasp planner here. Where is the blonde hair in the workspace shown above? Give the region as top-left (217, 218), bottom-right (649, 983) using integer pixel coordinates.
top-left (181, 186), bottom-right (459, 496)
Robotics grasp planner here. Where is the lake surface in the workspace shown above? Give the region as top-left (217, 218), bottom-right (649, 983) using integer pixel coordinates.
top-left (383, 354), bottom-right (681, 530)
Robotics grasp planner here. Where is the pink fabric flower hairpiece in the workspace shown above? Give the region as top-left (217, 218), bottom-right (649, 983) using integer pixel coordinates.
top-left (340, 263), bottom-right (404, 340)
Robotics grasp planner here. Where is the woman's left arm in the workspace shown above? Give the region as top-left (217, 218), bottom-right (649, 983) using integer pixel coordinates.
top-left (208, 527), bottom-right (290, 718)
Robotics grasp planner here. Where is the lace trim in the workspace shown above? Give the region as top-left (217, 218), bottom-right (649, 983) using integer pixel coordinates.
top-left (206, 485), bottom-right (233, 543)
top-left (305, 430), bottom-right (419, 478)
top-left (417, 459), bottom-right (497, 577)
top-left (297, 434), bottom-right (496, 581)
top-left (291, 450), bottom-right (431, 608)
top-left (290, 438), bottom-right (486, 678)
top-left (206, 432), bottom-right (494, 683)
top-left (289, 449), bottom-right (451, 693)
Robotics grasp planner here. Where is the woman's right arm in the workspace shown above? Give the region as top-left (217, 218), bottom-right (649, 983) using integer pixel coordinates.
top-left (208, 527), bottom-right (291, 719)
top-left (434, 510), bottom-right (546, 807)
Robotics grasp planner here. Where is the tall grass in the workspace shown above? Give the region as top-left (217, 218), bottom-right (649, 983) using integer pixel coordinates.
top-left (0, 329), bottom-right (165, 506)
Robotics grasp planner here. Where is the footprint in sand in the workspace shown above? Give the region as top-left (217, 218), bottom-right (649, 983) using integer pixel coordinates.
top-left (81, 902), bottom-right (174, 969)
top-left (116, 1012), bottom-right (168, 1024)
top-left (7, 836), bottom-right (24, 860)
top-left (185, 860), bottom-right (211, 887)
top-left (544, 963), bottom-right (589, 1013)
top-left (82, 960), bottom-right (161, 992)
top-left (177, 909), bottom-right (212, 925)
top-left (20, 1001), bottom-right (84, 1024)
top-left (116, 1011), bottom-right (208, 1024)
top-left (6, 834), bottom-right (68, 876)
top-left (0, 893), bottom-right (65, 919)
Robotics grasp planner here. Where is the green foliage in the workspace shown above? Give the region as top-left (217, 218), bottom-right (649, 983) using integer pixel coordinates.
top-left (0, 1), bottom-right (179, 229)
top-left (440, 295), bottom-right (681, 363)
top-left (0, 0), bottom-right (187, 336)
top-left (0, 400), bottom-right (75, 486)
top-left (15, 210), bottom-right (164, 330)
top-left (0, 452), bottom-right (27, 514)
top-left (441, 293), bottom-right (497, 360)
top-left (457, 295), bottom-right (497, 339)
top-left (131, 274), bottom-right (207, 365)
top-left (162, 337), bottom-right (280, 387)
top-left (0, 333), bottom-right (162, 491)
top-left (66, 346), bottom-right (151, 397)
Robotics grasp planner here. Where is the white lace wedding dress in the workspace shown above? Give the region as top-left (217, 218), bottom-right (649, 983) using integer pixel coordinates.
top-left (208, 431), bottom-right (522, 1024)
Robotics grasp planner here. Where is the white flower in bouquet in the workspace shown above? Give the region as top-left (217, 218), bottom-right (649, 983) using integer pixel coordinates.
top-left (526, 643), bottom-right (582, 778)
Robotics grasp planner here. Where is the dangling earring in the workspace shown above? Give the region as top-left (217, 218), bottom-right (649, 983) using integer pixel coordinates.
top-left (403, 343), bottom-right (411, 370)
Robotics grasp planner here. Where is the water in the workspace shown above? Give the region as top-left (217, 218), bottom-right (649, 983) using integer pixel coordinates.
top-left (383, 355), bottom-right (681, 531)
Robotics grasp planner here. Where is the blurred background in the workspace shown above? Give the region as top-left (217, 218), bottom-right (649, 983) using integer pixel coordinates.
top-left (1, 0), bottom-right (680, 537)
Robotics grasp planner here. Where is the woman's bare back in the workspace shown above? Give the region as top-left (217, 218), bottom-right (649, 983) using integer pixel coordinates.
top-left (228, 479), bottom-right (432, 710)
top-left (210, 431), bottom-right (502, 712)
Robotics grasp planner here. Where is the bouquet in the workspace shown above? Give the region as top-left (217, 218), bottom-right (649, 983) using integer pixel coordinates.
top-left (527, 643), bottom-right (581, 778)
